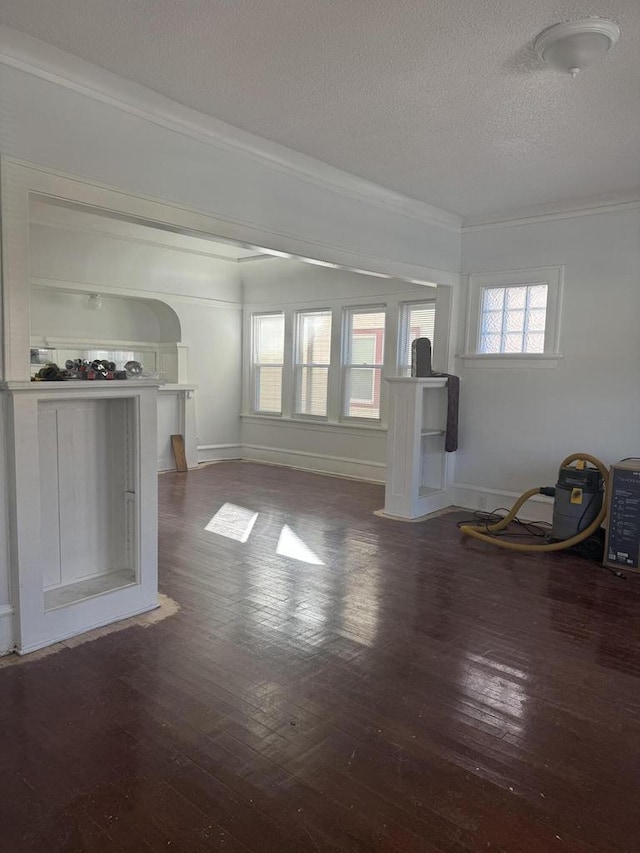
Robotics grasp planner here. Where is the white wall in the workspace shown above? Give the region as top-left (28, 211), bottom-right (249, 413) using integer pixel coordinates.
top-left (31, 289), bottom-right (167, 343)
top-left (29, 221), bottom-right (243, 454)
top-left (241, 258), bottom-right (437, 481)
top-left (456, 207), bottom-right (640, 509)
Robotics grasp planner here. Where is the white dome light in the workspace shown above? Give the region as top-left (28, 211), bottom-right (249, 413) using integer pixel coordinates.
top-left (535, 18), bottom-right (620, 78)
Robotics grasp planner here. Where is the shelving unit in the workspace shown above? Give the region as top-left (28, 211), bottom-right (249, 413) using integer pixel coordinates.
top-left (382, 377), bottom-right (453, 519)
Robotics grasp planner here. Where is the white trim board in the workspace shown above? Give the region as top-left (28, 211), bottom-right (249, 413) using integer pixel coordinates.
top-left (243, 286), bottom-right (439, 311)
top-left (0, 26), bottom-right (460, 234)
top-left (197, 443), bottom-right (242, 465)
top-left (241, 414), bottom-right (387, 437)
top-left (240, 444), bottom-right (386, 484)
top-left (453, 483), bottom-right (554, 524)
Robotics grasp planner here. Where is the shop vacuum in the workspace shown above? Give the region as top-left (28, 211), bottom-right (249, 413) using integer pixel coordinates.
top-left (460, 453), bottom-right (608, 559)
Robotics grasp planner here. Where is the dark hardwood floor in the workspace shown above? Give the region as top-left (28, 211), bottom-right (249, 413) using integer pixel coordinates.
top-left (2, 460), bottom-right (640, 852)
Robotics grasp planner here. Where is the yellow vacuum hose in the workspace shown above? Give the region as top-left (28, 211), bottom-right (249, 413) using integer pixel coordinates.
top-left (460, 453), bottom-right (609, 552)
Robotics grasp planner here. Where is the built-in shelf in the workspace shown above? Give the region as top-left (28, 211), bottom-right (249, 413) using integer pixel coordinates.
top-left (383, 377), bottom-right (453, 519)
top-left (44, 570), bottom-right (137, 611)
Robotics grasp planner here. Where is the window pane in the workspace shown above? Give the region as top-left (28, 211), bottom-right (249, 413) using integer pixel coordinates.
top-left (399, 302), bottom-right (436, 371)
top-left (481, 311), bottom-right (502, 334)
top-left (344, 309), bottom-right (385, 419)
top-left (480, 334), bottom-right (501, 354)
top-left (505, 310), bottom-right (525, 332)
top-left (253, 313), bottom-right (284, 413)
top-left (346, 367), bottom-right (381, 418)
top-left (256, 366), bottom-right (282, 413)
top-left (526, 308), bottom-right (546, 332)
top-left (504, 333), bottom-right (523, 353)
top-left (298, 311), bottom-right (331, 365)
top-left (478, 284), bottom-right (548, 355)
top-left (506, 287), bottom-right (526, 309)
top-left (254, 314), bottom-right (284, 364)
top-left (528, 284), bottom-right (548, 308)
top-left (294, 311), bottom-right (331, 417)
top-left (352, 335), bottom-right (376, 364)
top-left (524, 332), bottom-right (545, 353)
top-left (295, 366), bottom-right (329, 417)
top-left (482, 288), bottom-right (505, 311)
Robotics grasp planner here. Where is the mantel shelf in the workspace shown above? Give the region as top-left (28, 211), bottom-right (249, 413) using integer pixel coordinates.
top-left (1, 380), bottom-right (161, 393)
top-left (385, 377), bottom-right (447, 387)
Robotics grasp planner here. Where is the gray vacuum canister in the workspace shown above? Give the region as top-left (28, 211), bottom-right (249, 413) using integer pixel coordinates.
top-left (551, 465), bottom-right (603, 541)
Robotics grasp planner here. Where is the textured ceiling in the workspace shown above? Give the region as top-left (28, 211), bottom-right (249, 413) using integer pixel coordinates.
top-left (1, 0), bottom-right (639, 216)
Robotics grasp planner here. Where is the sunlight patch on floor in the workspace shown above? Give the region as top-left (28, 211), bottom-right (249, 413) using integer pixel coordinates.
top-left (277, 525), bottom-right (324, 565)
top-left (205, 503), bottom-right (259, 543)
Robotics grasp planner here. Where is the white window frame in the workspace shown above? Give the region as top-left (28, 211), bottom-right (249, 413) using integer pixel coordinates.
top-left (341, 306), bottom-right (385, 422)
top-left (398, 299), bottom-right (437, 376)
top-left (293, 308), bottom-right (332, 420)
top-left (462, 266), bottom-right (564, 368)
top-left (251, 311), bottom-right (285, 414)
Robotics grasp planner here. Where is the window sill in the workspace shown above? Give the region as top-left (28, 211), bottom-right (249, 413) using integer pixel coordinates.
top-left (457, 353), bottom-right (563, 369)
top-left (241, 413), bottom-right (387, 433)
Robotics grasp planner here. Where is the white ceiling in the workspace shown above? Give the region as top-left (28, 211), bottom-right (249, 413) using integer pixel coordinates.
top-left (1, 0), bottom-right (639, 217)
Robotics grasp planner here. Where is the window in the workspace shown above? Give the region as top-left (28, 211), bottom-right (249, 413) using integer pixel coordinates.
top-left (398, 301), bottom-right (436, 375)
top-left (343, 308), bottom-right (385, 419)
top-left (479, 284), bottom-right (547, 354)
top-left (294, 310), bottom-right (332, 417)
top-left (251, 312), bottom-right (285, 413)
top-left (464, 267), bottom-right (563, 367)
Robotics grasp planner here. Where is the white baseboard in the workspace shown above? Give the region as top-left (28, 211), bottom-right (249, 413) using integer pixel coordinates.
top-left (197, 443), bottom-right (242, 464)
top-left (241, 444), bottom-right (386, 484)
top-left (0, 605), bottom-right (15, 656)
top-left (453, 482), bottom-right (554, 523)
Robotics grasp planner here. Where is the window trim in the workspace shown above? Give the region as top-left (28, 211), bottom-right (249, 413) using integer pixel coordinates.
top-left (341, 305), bottom-right (386, 422)
top-left (292, 308), bottom-right (332, 421)
top-left (462, 266), bottom-right (564, 368)
top-left (250, 311), bottom-right (285, 415)
top-left (398, 299), bottom-right (437, 376)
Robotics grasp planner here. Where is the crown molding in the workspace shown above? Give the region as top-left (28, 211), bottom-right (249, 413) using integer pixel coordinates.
top-left (0, 25), bottom-right (461, 233)
top-left (462, 193), bottom-right (640, 232)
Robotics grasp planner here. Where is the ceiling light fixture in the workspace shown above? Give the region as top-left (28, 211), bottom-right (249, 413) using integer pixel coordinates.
top-left (534, 18), bottom-right (620, 78)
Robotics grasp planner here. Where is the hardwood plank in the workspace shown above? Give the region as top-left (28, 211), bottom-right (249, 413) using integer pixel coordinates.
top-left (1, 460), bottom-right (640, 851)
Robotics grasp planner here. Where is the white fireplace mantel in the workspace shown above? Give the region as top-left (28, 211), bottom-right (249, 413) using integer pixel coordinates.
top-left (2, 380), bottom-right (159, 653)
